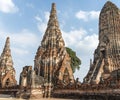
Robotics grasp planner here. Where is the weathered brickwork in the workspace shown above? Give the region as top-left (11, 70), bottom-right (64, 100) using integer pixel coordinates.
top-left (84, 1), bottom-right (120, 84)
top-left (18, 3), bottom-right (75, 98)
top-left (0, 37), bottom-right (17, 88)
top-left (34, 3), bottom-right (74, 86)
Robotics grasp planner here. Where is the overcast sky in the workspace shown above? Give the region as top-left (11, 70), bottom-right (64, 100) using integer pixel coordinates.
top-left (0, 0), bottom-right (120, 83)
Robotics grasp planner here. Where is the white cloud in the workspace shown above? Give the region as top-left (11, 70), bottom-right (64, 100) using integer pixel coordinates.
top-left (62, 28), bottom-right (87, 46)
top-left (44, 12), bottom-right (50, 22)
top-left (11, 30), bottom-right (39, 48)
top-left (0, 29), bottom-right (39, 56)
top-left (90, 11), bottom-right (100, 19)
top-left (35, 15), bottom-right (42, 22)
top-left (62, 28), bottom-right (98, 81)
top-left (35, 11), bottom-right (50, 33)
top-left (37, 22), bottom-right (46, 34)
top-left (75, 10), bottom-right (100, 21)
top-left (12, 47), bottom-right (29, 56)
top-left (0, 0), bottom-right (18, 13)
top-left (62, 28), bottom-right (98, 51)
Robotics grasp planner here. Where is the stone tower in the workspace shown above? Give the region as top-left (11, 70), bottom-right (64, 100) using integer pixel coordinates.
top-left (0, 37), bottom-right (17, 88)
top-left (84, 1), bottom-right (120, 84)
top-left (34, 3), bottom-right (74, 87)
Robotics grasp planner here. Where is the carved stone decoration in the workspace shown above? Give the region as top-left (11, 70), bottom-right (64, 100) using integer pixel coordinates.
top-left (84, 1), bottom-right (120, 84)
top-left (0, 37), bottom-right (17, 88)
top-left (34, 3), bottom-right (74, 88)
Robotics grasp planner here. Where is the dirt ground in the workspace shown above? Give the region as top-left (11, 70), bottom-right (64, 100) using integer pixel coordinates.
top-left (0, 94), bottom-right (75, 100)
top-left (0, 98), bottom-right (74, 100)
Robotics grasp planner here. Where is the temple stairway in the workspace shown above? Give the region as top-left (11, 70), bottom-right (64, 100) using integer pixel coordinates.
top-left (90, 59), bottom-right (104, 84)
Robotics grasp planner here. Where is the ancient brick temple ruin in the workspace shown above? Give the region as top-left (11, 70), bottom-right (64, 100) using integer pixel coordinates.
top-left (84, 1), bottom-right (120, 84)
top-left (34, 3), bottom-right (74, 86)
top-left (18, 3), bottom-right (74, 98)
top-left (1, 1), bottom-right (120, 99)
top-left (19, 65), bottom-right (44, 98)
top-left (0, 37), bottom-right (17, 88)
top-left (19, 66), bottom-right (32, 88)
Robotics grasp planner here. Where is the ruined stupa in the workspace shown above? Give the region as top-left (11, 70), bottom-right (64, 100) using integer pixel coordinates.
top-left (19, 65), bottom-right (44, 98)
top-left (19, 66), bottom-right (32, 88)
top-left (18, 3), bottom-right (75, 98)
top-left (0, 37), bottom-right (17, 88)
top-left (84, 1), bottom-right (120, 84)
top-left (34, 3), bottom-right (74, 87)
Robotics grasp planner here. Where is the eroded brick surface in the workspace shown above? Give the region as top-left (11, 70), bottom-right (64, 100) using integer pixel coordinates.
top-left (0, 37), bottom-right (17, 88)
top-left (84, 1), bottom-right (120, 84)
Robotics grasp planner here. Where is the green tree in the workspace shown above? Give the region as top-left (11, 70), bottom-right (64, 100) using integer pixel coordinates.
top-left (66, 47), bottom-right (81, 73)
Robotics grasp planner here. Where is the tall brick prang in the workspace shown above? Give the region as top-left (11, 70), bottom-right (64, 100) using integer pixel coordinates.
top-left (0, 37), bottom-right (17, 88)
top-left (84, 1), bottom-right (120, 84)
top-left (34, 3), bottom-right (74, 87)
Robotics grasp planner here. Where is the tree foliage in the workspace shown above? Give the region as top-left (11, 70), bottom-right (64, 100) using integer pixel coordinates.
top-left (66, 47), bottom-right (81, 73)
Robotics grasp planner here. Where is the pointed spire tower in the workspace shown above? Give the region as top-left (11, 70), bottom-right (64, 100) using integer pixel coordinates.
top-left (34, 3), bottom-right (74, 87)
top-left (0, 37), bottom-right (17, 88)
top-left (41, 3), bottom-right (65, 49)
top-left (84, 1), bottom-right (120, 84)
